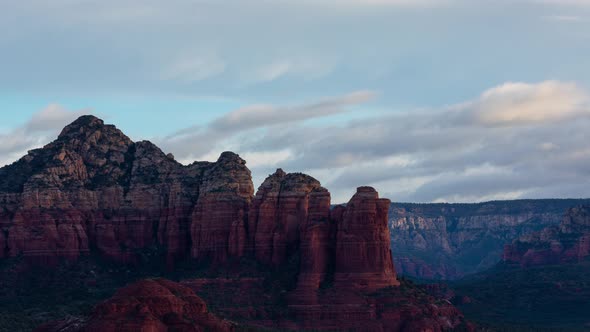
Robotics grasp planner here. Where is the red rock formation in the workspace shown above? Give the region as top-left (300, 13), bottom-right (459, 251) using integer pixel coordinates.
top-left (249, 169), bottom-right (327, 266)
top-left (0, 116), bottom-right (253, 266)
top-left (182, 276), bottom-right (472, 332)
top-left (6, 209), bottom-right (89, 265)
top-left (35, 278), bottom-right (234, 332)
top-left (1, 116), bottom-right (471, 331)
top-left (333, 187), bottom-right (399, 290)
top-left (290, 186), bottom-right (399, 305)
top-left (503, 205), bottom-right (590, 266)
top-left (292, 188), bottom-right (332, 303)
top-left (0, 116), bottom-right (400, 283)
top-left (190, 152), bottom-right (254, 263)
top-left (280, 188), bottom-right (421, 331)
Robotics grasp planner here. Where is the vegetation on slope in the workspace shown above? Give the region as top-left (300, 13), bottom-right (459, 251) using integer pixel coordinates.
top-left (451, 262), bottom-right (590, 331)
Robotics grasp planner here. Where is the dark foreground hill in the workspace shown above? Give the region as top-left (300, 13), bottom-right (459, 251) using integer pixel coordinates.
top-left (449, 261), bottom-right (590, 331)
top-left (441, 205), bottom-right (590, 330)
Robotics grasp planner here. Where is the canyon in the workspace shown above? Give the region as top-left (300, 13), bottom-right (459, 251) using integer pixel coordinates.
top-left (447, 204), bottom-right (590, 330)
top-left (389, 200), bottom-right (590, 279)
top-left (0, 115), bottom-right (471, 331)
top-left (503, 205), bottom-right (590, 266)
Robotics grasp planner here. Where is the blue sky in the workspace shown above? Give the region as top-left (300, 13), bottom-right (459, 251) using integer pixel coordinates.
top-left (1, 0), bottom-right (590, 202)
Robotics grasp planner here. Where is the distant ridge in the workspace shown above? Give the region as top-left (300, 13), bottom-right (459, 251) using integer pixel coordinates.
top-left (389, 198), bottom-right (590, 279)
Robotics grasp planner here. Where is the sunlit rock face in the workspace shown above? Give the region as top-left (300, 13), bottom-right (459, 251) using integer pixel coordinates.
top-left (0, 115), bottom-right (252, 265)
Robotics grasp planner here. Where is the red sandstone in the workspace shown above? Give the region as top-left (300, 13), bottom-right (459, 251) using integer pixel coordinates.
top-left (0, 116), bottom-right (471, 331)
top-left (35, 279), bottom-right (234, 332)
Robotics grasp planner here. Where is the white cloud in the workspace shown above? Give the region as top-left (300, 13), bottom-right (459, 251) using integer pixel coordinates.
top-left (210, 90), bottom-right (376, 131)
top-left (1, 0), bottom-right (588, 108)
top-left (240, 150), bottom-right (293, 168)
top-left (541, 15), bottom-right (584, 21)
top-left (245, 57), bottom-right (337, 83)
top-left (310, 0), bottom-right (451, 6)
top-left (539, 142), bottom-right (559, 151)
top-left (253, 61), bottom-right (293, 82)
top-left (172, 80), bottom-right (589, 203)
top-left (431, 190), bottom-right (528, 204)
top-left (533, 0), bottom-right (590, 6)
top-left (4, 82), bottom-right (590, 204)
top-left (158, 90), bottom-right (376, 162)
top-left (160, 54), bottom-right (226, 82)
top-left (0, 105), bottom-right (90, 166)
top-left (461, 81), bottom-right (589, 126)
top-left (26, 104), bottom-right (89, 132)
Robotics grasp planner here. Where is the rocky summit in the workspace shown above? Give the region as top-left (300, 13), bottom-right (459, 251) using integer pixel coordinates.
top-left (0, 115), bottom-right (255, 266)
top-left (0, 116), bottom-right (471, 331)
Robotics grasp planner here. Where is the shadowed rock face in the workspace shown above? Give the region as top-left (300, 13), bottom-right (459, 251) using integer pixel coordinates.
top-left (503, 205), bottom-right (590, 266)
top-left (34, 279), bottom-right (234, 332)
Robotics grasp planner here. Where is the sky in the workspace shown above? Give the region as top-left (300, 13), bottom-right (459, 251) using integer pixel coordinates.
top-left (1, 0), bottom-right (590, 203)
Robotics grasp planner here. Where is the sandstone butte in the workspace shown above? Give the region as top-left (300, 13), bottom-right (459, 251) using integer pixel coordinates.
top-left (0, 115), bottom-right (471, 331)
top-left (503, 205), bottom-right (590, 267)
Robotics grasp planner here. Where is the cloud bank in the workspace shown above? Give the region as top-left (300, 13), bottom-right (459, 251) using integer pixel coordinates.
top-left (2, 81), bottom-right (589, 204)
top-left (2, 0), bottom-right (589, 108)
top-left (158, 80), bottom-right (590, 203)
top-left (0, 105), bottom-right (89, 166)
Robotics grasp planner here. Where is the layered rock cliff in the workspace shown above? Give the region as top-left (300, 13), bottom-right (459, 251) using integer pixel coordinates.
top-left (0, 115), bottom-right (472, 331)
top-left (0, 116), bottom-right (398, 282)
top-left (0, 115), bottom-right (253, 266)
top-left (332, 187), bottom-right (398, 290)
top-left (389, 200), bottom-right (590, 279)
top-left (503, 205), bottom-right (590, 266)
top-left (249, 169), bottom-right (328, 267)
